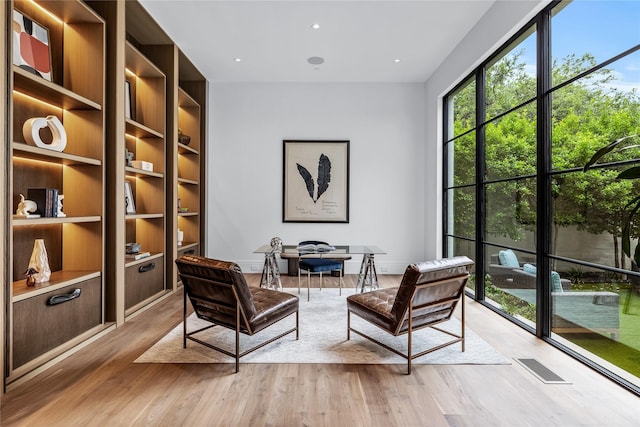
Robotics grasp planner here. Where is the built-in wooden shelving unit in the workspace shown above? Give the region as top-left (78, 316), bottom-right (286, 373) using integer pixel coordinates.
top-left (1, 0), bottom-right (207, 391)
top-left (5, 0), bottom-right (107, 385)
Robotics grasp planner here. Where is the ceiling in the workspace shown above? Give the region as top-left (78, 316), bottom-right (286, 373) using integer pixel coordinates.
top-left (138, 0), bottom-right (496, 83)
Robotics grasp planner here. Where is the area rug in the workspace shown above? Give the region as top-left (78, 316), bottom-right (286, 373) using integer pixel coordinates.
top-left (135, 288), bottom-right (509, 365)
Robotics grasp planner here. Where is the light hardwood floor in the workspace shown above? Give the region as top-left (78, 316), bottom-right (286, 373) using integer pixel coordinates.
top-left (2, 274), bottom-right (639, 426)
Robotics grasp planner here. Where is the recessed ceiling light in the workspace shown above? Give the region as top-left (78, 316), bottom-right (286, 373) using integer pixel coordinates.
top-left (394, 59), bottom-right (401, 63)
top-left (307, 56), bottom-right (325, 65)
top-left (311, 23), bottom-right (320, 30)
top-left (233, 58), bottom-right (242, 62)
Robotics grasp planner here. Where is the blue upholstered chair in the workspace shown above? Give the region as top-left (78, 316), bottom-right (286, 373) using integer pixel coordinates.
top-left (297, 241), bottom-right (343, 301)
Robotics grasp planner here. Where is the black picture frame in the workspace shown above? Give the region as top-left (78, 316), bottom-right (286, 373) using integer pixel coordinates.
top-left (125, 80), bottom-right (133, 119)
top-left (283, 140), bottom-right (350, 223)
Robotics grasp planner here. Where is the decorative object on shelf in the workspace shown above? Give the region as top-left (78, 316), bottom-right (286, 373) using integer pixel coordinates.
top-left (178, 129), bottom-right (191, 145)
top-left (125, 147), bottom-right (134, 167)
top-left (125, 180), bottom-right (136, 214)
top-left (270, 236), bottom-right (283, 253)
top-left (132, 160), bottom-right (153, 171)
top-left (177, 198), bottom-right (189, 213)
top-left (177, 228), bottom-right (184, 246)
top-left (24, 267), bottom-right (38, 287)
top-left (57, 194), bottom-right (66, 217)
top-left (126, 242), bottom-right (141, 254)
top-left (27, 238), bottom-right (51, 284)
top-left (15, 193), bottom-right (39, 218)
top-left (12, 9), bottom-right (52, 81)
top-left (23, 115), bottom-right (67, 152)
top-left (283, 140), bottom-right (350, 223)
top-left (125, 80), bottom-right (133, 119)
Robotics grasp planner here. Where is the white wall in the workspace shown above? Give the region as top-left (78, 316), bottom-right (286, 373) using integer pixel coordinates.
top-left (208, 83), bottom-right (426, 274)
top-left (423, 0), bottom-right (547, 259)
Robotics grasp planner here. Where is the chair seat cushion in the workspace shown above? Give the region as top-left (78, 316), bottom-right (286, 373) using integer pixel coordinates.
top-left (248, 288), bottom-right (299, 334)
top-left (347, 288), bottom-right (397, 332)
top-left (299, 258), bottom-right (342, 272)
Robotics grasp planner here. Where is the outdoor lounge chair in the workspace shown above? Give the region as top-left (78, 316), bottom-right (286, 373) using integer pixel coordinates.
top-left (488, 249), bottom-right (571, 291)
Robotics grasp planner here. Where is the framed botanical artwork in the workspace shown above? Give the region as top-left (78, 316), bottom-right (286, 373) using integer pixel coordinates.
top-left (12, 9), bottom-right (52, 81)
top-left (283, 140), bottom-right (350, 223)
top-left (125, 181), bottom-right (136, 214)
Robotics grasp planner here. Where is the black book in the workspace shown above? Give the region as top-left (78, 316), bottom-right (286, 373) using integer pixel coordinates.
top-left (27, 188), bottom-right (49, 217)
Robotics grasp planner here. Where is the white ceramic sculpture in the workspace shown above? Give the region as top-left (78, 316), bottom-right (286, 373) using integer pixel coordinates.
top-left (57, 194), bottom-right (66, 217)
top-left (177, 228), bottom-right (184, 246)
top-left (15, 193), bottom-right (39, 217)
top-left (23, 115), bottom-right (67, 152)
top-left (28, 239), bottom-right (51, 283)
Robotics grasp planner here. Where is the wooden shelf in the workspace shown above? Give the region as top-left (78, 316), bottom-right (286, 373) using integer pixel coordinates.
top-left (178, 212), bottom-right (199, 218)
top-left (12, 270), bottom-right (101, 302)
top-left (178, 242), bottom-right (198, 251)
top-left (125, 213), bottom-right (164, 220)
top-left (125, 118), bottom-right (163, 139)
top-left (178, 87), bottom-right (199, 108)
top-left (124, 252), bottom-right (163, 268)
top-left (12, 216), bottom-right (101, 226)
top-left (126, 42), bottom-right (164, 78)
top-left (125, 166), bottom-right (163, 179)
top-left (13, 143), bottom-right (102, 166)
top-left (38, 0), bottom-right (104, 24)
top-left (178, 177), bottom-right (198, 185)
top-left (178, 143), bottom-right (198, 155)
top-left (13, 66), bottom-right (101, 111)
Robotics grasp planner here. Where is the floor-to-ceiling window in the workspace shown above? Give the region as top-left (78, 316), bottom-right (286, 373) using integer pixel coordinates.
top-left (444, 0), bottom-right (640, 394)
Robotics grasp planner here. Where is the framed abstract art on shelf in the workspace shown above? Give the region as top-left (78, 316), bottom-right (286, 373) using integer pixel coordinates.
top-left (12, 9), bottom-right (52, 81)
top-left (283, 140), bottom-right (350, 223)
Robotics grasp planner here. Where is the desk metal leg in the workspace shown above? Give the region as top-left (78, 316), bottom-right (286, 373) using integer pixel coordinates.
top-left (260, 252), bottom-right (282, 290)
top-left (356, 253), bottom-right (378, 293)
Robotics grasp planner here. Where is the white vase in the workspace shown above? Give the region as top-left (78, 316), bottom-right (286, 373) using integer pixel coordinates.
top-left (28, 239), bottom-right (51, 283)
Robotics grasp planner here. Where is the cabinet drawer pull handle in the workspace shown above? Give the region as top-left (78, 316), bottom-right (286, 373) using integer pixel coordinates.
top-left (47, 288), bottom-right (81, 306)
top-left (139, 262), bottom-right (156, 273)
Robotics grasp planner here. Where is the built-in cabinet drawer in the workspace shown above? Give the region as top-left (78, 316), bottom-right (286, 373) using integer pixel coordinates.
top-left (13, 277), bottom-right (102, 369)
top-left (125, 255), bottom-right (165, 310)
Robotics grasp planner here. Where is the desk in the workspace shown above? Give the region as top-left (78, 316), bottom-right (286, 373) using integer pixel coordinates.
top-left (279, 245), bottom-right (386, 293)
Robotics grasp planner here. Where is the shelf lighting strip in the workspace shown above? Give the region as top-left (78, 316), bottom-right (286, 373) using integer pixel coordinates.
top-left (29, 0), bottom-right (63, 24)
top-left (13, 91), bottom-right (64, 114)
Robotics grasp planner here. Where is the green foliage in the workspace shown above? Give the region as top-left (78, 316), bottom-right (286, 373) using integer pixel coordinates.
top-left (584, 135), bottom-right (640, 265)
top-left (485, 283), bottom-right (536, 321)
top-left (450, 47), bottom-right (640, 267)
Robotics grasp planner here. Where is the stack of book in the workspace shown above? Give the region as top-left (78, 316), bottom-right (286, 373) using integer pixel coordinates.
top-left (27, 188), bottom-right (59, 217)
top-left (125, 251), bottom-right (150, 261)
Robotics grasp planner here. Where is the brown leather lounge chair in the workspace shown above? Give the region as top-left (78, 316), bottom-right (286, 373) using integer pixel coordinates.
top-left (347, 256), bottom-right (474, 374)
top-left (175, 255), bottom-right (299, 372)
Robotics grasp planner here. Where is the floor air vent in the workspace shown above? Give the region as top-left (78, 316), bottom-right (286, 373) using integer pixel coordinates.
top-left (515, 358), bottom-right (571, 384)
